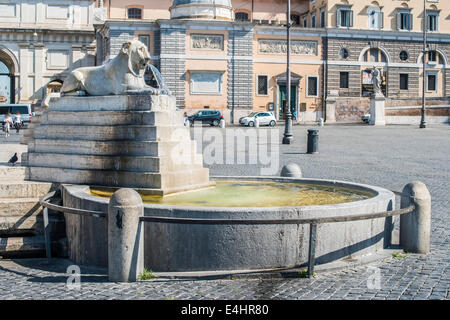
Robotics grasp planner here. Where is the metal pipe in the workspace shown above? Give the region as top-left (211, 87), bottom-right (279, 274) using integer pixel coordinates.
top-left (420, 0), bottom-right (427, 129)
top-left (283, 0), bottom-right (293, 144)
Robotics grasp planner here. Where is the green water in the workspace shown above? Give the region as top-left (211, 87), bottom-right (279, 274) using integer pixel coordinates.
top-left (90, 181), bottom-right (374, 207)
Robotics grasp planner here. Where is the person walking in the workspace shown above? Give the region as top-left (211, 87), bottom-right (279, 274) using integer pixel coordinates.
top-left (4, 113), bottom-right (12, 138)
top-left (13, 111), bottom-right (21, 134)
top-left (183, 112), bottom-right (189, 127)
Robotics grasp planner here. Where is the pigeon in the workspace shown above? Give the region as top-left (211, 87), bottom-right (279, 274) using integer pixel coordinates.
top-left (8, 153), bottom-right (18, 166)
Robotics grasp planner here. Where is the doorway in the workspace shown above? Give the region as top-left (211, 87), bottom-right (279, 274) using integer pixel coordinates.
top-left (278, 85), bottom-right (297, 120)
top-left (0, 60), bottom-right (12, 104)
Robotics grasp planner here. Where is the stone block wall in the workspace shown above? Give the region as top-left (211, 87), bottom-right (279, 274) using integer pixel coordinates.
top-left (227, 29), bottom-right (254, 111)
top-left (327, 64), bottom-right (361, 97)
top-left (109, 29), bottom-right (134, 58)
top-left (327, 37), bottom-right (450, 100)
top-left (159, 27), bottom-right (186, 108)
top-left (387, 67), bottom-right (420, 98)
top-left (334, 97), bottom-right (370, 122)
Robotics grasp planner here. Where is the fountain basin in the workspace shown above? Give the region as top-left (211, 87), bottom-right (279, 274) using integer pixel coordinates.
top-left (61, 177), bottom-right (395, 272)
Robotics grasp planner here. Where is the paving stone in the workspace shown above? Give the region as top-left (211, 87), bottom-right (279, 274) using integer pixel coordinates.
top-left (0, 125), bottom-right (449, 300)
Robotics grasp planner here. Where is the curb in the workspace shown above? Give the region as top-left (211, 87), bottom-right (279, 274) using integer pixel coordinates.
top-left (146, 249), bottom-right (397, 281)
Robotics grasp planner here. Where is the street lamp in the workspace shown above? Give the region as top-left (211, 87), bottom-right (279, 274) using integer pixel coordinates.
top-left (420, 0), bottom-right (427, 129)
top-left (282, 0), bottom-right (293, 144)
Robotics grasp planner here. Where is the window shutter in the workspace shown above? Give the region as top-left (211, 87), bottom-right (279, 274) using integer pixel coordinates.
top-left (380, 12), bottom-right (384, 29)
top-left (409, 13), bottom-right (413, 30)
top-left (350, 10), bottom-right (354, 27)
top-left (397, 12), bottom-right (401, 30)
top-left (337, 8), bottom-right (341, 27)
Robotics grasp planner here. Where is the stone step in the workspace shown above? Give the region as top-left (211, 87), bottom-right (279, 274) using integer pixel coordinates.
top-left (30, 139), bottom-right (198, 157)
top-left (28, 166), bottom-right (211, 193)
top-left (0, 235), bottom-right (46, 254)
top-left (0, 145), bottom-right (27, 164)
top-left (34, 124), bottom-right (191, 142)
top-left (42, 110), bottom-right (183, 127)
top-left (0, 166), bottom-right (27, 180)
top-left (49, 94), bottom-right (176, 112)
top-left (0, 181), bottom-right (54, 198)
top-left (27, 153), bottom-right (203, 173)
top-left (0, 198), bottom-right (41, 217)
top-left (0, 213), bottom-right (43, 235)
top-left (0, 214), bottom-right (64, 236)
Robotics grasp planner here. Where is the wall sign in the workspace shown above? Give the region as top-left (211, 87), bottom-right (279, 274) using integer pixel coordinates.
top-left (191, 34), bottom-right (224, 51)
top-left (258, 39), bottom-right (318, 55)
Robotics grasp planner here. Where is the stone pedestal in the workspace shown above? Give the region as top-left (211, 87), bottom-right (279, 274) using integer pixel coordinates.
top-left (26, 94), bottom-right (213, 195)
top-left (325, 90), bottom-right (338, 123)
top-left (369, 94), bottom-right (386, 126)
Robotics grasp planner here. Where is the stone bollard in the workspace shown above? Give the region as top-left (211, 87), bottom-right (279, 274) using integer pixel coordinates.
top-left (219, 118), bottom-right (225, 128)
top-left (400, 181), bottom-right (431, 254)
top-left (255, 117), bottom-right (260, 128)
top-left (319, 118), bottom-right (324, 127)
top-left (108, 188), bottom-right (144, 282)
top-left (280, 163), bottom-right (302, 178)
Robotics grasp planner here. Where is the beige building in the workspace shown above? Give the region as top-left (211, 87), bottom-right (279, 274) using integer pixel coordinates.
top-left (95, 0), bottom-right (450, 124)
top-left (3, 1), bottom-right (447, 123)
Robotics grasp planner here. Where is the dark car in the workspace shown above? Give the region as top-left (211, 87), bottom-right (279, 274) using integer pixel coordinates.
top-left (188, 110), bottom-right (223, 127)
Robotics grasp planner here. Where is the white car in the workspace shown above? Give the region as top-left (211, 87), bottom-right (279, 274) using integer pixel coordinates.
top-left (240, 112), bottom-right (276, 127)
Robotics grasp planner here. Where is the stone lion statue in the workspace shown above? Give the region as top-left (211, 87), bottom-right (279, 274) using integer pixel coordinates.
top-left (61, 40), bottom-right (162, 96)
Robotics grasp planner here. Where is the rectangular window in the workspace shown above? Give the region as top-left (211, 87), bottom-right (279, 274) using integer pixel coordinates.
top-left (307, 76), bottom-right (318, 97)
top-left (400, 74), bottom-right (409, 90)
top-left (427, 12), bottom-right (439, 31)
top-left (311, 14), bottom-right (316, 28)
top-left (398, 10), bottom-right (412, 30)
top-left (428, 51), bottom-right (437, 64)
top-left (138, 35), bottom-right (150, 50)
top-left (320, 9), bottom-right (325, 28)
top-left (257, 75), bottom-right (268, 95)
top-left (427, 73), bottom-right (437, 91)
top-left (337, 8), bottom-right (353, 27)
top-left (340, 72), bottom-right (349, 89)
top-left (128, 8), bottom-right (142, 19)
top-left (303, 17), bottom-right (307, 28)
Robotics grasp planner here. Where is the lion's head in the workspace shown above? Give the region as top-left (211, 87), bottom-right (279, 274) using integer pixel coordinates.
top-left (121, 40), bottom-right (151, 77)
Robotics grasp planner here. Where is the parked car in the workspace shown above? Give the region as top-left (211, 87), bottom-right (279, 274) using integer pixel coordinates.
top-left (187, 110), bottom-right (223, 127)
top-left (0, 104), bottom-right (33, 124)
top-left (240, 111), bottom-right (276, 127)
top-left (362, 114), bottom-right (371, 124)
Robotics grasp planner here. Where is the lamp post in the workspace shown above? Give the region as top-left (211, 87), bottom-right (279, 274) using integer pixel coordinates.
top-left (282, 0), bottom-right (293, 144)
top-left (420, 0), bottom-right (427, 129)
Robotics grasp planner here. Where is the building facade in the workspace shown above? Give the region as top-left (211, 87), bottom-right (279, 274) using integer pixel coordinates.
top-left (95, 0), bottom-right (450, 124)
top-left (2, 1), bottom-right (448, 123)
top-left (0, 0), bottom-right (103, 107)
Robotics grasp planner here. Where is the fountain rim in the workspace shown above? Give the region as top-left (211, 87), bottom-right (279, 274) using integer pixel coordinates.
top-left (65, 176), bottom-right (394, 213)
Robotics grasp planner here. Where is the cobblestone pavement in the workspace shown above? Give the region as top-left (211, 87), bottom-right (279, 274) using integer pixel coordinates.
top-left (0, 124), bottom-right (448, 300)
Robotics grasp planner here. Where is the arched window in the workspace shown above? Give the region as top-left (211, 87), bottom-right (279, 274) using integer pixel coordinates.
top-left (362, 48), bottom-right (387, 63)
top-left (235, 11), bottom-right (249, 21)
top-left (425, 50), bottom-right (445, 65)
top-left (127, 7), bottom-right (142, 19)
